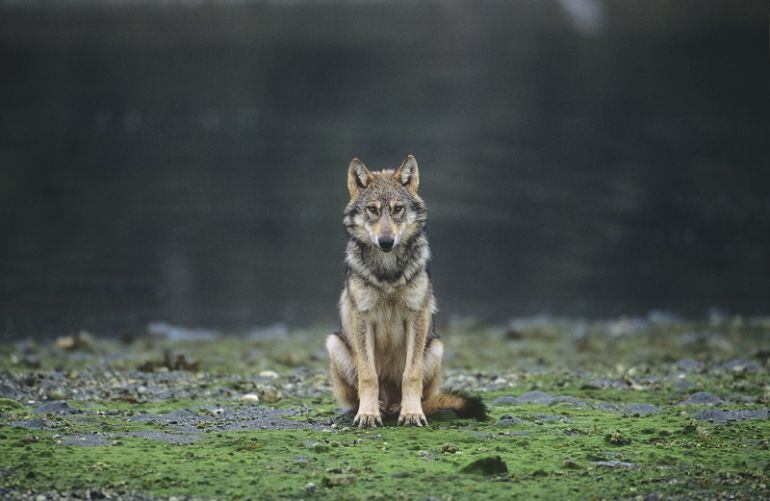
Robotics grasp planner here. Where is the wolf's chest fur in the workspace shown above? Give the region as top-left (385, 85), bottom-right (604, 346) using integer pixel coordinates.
top-left (344, 271), bottom-right (432, 378)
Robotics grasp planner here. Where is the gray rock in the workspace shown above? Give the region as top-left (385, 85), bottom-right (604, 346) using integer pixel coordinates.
top-left (58, 434), bottom-right (111, 446)
top-left (718, 359), bottom-right (762, 373)
top-left (549, 396), bottom-right (587, 408)
top-left (592, 402), bottom-right (622, 412)
top-left (513, 391), bottom-right (554, 405)
top-left (33, 401), bottom-right (81, 415)
top-left (675, 392), bottom-right (725, 406)
top-left (672, 358), bottom-right (703, 374)
top-left (128, 405), bottom-right (329, 433)
top-left (9, 418), bottom-right (51, 430)
top-left (624, 403), bottom-right (658, 417)
top-left (0, 383), bottom-right (23, 399)
top-left (693, 408), bottom-right (769, 423)
top-left (497, 414), bottom-right (523, 425)
top-left (673, 380), bottom-right (697, 391)
top-left (126, 431), bottom-right (201, 444)
top-left (532, 414), bottom-right (567, 423)
top-left (581, 379), bottom-right (626, 390)
top-left (595, 460), bottom-right (637, 468)
top-left (727, 393), bottom-right (757, 404)
top-left (133, 408), bottom-right (199, 423)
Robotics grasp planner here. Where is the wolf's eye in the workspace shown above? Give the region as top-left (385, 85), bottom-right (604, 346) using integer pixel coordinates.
top-left (393, 205), bottom-right (404, 214)
top-left (366, 205), bottom-right (379, 215)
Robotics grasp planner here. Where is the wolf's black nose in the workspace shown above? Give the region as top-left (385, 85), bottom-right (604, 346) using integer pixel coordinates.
top-left (378, 237), bottom-right (395, 251)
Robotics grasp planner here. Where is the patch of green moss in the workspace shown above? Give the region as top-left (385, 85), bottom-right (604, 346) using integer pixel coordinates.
top-left (2, 398), bottom-right (769, 499)
top-left (2, 318), bottom-right (769, 498)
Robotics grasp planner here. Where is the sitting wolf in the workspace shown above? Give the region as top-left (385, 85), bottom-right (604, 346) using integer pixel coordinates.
top-left (326, 155), bottom-right (486, 427)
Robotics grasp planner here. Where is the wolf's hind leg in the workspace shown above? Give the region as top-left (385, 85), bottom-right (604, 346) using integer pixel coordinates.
top-left (326, 332), bottom-right (358, 413)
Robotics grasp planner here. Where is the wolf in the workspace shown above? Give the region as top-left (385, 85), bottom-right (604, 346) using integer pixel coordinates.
top-left (326, 155), bottom-right (486, 427)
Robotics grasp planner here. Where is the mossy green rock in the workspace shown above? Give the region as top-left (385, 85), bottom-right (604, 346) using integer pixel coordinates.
top-left (460, 456), bottom-right (509, 475)
top-left (0, 397), bottom-right (23, 411)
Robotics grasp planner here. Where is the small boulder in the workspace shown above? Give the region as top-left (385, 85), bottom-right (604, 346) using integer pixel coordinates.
top-left (624, 403), bottom-right (658, 417)
top-left (675, 392), bottom-right (725, 406)
top-left (441, 443), bottom-right (459, 453)
top-left (514, 391), bottom-right (554, 405)
top-left (33, 401), bottom-right (81, 415)
top-left (460, 456), bottom-right (509, 475)
top-left (498, 414), bottom-right (523, 426)
top-left (694, 408), bottom-right (769, 423)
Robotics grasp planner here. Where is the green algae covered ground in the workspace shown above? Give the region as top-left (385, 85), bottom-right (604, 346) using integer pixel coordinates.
top-left (1, 316), bottom-right (770, 499)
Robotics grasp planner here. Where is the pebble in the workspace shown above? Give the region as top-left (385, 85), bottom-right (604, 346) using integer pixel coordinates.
top-left (259, 370), bottom-right (279, 379)
top-left (441, 443), bottom-right (459, 453)
top-left (257, 385), bottom-right (282, 403)
top-left (595, 460), bottom-right (637, 468)
top-left (241, 393), bottom-right (260, 404)
top-left (498, 414), bottom-right (524, 426)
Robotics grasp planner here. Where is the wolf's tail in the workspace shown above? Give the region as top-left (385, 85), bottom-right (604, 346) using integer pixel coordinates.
top-left (423, 391), bottom-right (487, 421)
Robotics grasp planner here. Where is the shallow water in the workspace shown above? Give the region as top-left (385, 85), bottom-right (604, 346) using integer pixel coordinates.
top-left (0, 2), bottom-right (767, 337)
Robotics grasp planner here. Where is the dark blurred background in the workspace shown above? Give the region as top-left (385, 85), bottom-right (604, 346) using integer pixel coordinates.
top-left (0, 1), bottom-right (767, 339)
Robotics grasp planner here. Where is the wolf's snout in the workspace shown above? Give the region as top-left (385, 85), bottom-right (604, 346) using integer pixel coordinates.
top-left (378, 236), bottom-right (395, 252)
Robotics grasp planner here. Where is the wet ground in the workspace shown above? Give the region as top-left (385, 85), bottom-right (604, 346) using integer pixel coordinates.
top-left (1, 316), bottom-right (769, 499)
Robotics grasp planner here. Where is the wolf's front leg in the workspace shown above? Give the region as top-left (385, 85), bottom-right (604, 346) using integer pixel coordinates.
top-left (399, 310), bottom-right (430, 426)
top-left (353, 318), bottom-right (382, 427)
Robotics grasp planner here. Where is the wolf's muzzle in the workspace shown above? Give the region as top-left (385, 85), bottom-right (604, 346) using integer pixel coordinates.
top-left (378, 237), bottom-right (395, 252)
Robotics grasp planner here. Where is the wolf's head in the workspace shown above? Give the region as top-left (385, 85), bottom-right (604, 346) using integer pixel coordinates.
top-left (343, 155), bottom-right (427, 253)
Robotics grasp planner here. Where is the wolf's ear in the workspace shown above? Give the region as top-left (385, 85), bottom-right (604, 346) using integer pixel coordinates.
top-left (395, 155), bottom-right (419, 195)
top-left (347, 158), bottom-right (371, 200)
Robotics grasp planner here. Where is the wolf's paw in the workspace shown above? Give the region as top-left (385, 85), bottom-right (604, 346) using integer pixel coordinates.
top-left (398, 410), bottom-right (427, 427)
top-left (353, 412), bottom-right (383, 428)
